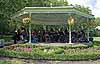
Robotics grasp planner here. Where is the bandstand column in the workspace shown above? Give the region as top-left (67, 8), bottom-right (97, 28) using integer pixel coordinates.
top-left (29, 12), bottom-right (32, 43)
top-left (68, 16), bottom-right (74, 44)
top-left (22, 12), bottom-right (32, 43)
top-left (69, 24), bottom-right (72, 44)
top-left (87, 18), bottom-right (90, 42)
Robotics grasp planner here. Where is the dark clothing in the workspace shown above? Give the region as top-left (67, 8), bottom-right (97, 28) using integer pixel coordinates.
top-left (13, 31), bottom-right (17, 44)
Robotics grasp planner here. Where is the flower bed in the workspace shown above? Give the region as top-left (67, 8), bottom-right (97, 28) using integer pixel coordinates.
top-left (0, 44), bottom-right (100, 60)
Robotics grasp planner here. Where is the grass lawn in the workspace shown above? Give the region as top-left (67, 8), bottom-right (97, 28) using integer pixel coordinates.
top-left (94, 37), bottom-right (100, 41)
top-left (0, 60), bottom-right (11, 64)
top-left (0, 35), bottom-right (12, 42)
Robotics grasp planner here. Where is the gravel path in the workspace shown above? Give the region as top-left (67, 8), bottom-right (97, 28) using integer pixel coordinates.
top-left (0, 56), bottom-right (100, 64)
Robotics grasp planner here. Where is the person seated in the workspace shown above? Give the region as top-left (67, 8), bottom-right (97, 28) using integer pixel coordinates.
top-left (64, 29), bottom-right (69, 43)
top-left (79, 36), bottom-right (88, 43)
top-left (58, 29), bottom-right (64, 43)
top-left (37, 31), bottom-right (42, 42)
top-left (89, 37), bottom-right (93, 42)
top-left (31, 31), bottom-right (38, 43)
top-left (54, 30), bottom-right (59, 42)
top-left (71, 30), bottom-right (78, 43)
top-left (44, 30), bottom-right (49, 43)
top-left (49, 29), bottom-right (55, 43)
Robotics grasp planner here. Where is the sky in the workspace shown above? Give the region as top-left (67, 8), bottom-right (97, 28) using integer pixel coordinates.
top-left (67, 0), bottom-right (100, 17)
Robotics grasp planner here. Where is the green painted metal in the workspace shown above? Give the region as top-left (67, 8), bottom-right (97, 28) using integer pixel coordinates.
top-left (13, 6), bottom-right (94, 19)
top-left (12, 6), bottom-right (94, 25)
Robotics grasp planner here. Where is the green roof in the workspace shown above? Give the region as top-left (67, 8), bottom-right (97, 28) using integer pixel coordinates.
top-left (12, 6), bottom-right (94, 25)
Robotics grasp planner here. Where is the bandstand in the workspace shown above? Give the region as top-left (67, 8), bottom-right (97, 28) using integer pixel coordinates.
top-left (12, 6), bottom-right (94, 45)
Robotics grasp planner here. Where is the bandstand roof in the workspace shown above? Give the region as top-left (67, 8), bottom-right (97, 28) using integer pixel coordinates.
top-left (12, 6), bottom-right (94, 25)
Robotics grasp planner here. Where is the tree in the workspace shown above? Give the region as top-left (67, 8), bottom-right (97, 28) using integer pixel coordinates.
top-left (95, 18), bottom-right (100, 26)
top-left (94, 18), bottom-right (100, 36)
top-left (74, 4), bottom-right (92, 14)
top-left (49, 0), bottom-right (68, 6)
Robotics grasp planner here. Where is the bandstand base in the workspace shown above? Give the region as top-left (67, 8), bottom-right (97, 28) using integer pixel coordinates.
top-left (31, 42), bottom-right (93, 46)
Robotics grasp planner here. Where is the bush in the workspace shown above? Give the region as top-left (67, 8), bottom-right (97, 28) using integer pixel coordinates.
top-left (0, 60), bottom-right (11, 64)
top-left (0, 35), bottom-right (12, 42)
top-left (0, 60), bottom-right (24, 64)
top-left (94, 31), bottom-right (100, 37)
top-left (93, 41), bottom-right (100, 47)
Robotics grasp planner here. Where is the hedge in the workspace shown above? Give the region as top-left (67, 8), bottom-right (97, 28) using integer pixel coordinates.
top-left (0, 60), bottom-right (11, 64)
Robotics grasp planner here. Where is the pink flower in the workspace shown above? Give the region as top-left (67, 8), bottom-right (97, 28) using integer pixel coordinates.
top-left (28, 48), bottom-right (32, 53)
top-left (24, 48), bottom-right (32, 53)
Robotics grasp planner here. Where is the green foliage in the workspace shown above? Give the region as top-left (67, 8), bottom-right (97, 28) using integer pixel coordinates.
top-left (0, 60), bottom-right (11, 64)
top-left (94, 37), bottom-right (100, 42)
top-left (95, 18), bottom-right (100, 26)
top-left (0, 44), bottom-right (100, 60)
top-left (0, 60), bottom-right (24, 64)
top-left (95, 31), bottom-right (100, 37)
top-left (93, 18), bottom-right (100, 37)
top-left (49, 0), bottom-right (68, 6)
top-left (0, 35), bottom-right (12, 42)
top-left (74, 4), bottom-right (92, 14)
top-left (93, 41), bottom-right (100, 47)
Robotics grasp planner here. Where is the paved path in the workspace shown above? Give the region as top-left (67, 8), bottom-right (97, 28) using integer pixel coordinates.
top-left (0, 56), bottom-right (100, 64)
top-left (33, 42), bottom-right (92, 46)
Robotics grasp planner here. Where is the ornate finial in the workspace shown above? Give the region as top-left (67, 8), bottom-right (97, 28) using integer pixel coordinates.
top-left (68, 16), bottom-right (74, 25)
top-left (23, 17), bottom-right (30, 23)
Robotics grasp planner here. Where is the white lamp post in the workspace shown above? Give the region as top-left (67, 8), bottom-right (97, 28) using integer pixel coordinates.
top-left (68, 16), bottom-right (74, 44)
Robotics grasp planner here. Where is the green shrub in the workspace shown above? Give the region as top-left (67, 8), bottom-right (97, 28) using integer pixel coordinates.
top-left (94, 31), bottom-right (100, 37)
top-left (0, 35), bottom-right (12, 42)
top-left (53, 48), bottom-right (64, 54)
top-left (0, 60), bottom-right (24, 64)
top-left (0, 60), bottom-right (11, 64)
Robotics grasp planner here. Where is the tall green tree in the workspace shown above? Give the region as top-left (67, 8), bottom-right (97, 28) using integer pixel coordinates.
top-left (74, 4), bottom-right (92, 14)
top-left (95, 18), bottom-right (100, 26)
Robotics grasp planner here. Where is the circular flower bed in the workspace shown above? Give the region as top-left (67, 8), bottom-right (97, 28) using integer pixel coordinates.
top-left (0, 43), bottom-right (100, 60)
